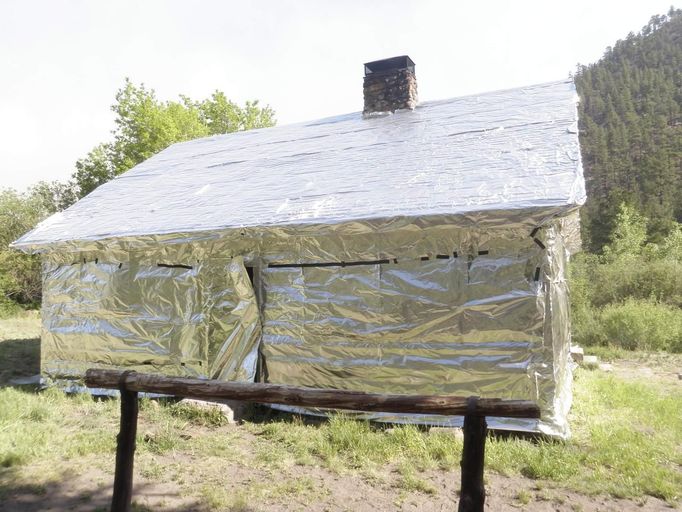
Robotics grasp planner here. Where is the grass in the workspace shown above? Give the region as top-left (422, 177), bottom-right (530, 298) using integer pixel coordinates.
top-left (197, 472), bottom-right (323, 510)
top-left (0, 310), bottom-right (40, 384)
top-left (571, 373), bottom-right (682, 499)
top-left (396, 462), bottom-right (437, 494)
top-left (515, 488), bottom-right (532, 505)
top-left (585, 344), bottom-right (682, 367)
top-left (240, 369), bottom-right (682, 502)
top-left (244, 414), bottom-right (462, 474)
top-left (1, 316), bottom-right (681, 509)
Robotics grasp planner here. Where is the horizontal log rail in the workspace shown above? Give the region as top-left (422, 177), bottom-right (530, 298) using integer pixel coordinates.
top-left (85, 369), bottom-right (541, 418)
top-left (84, 369), bottom-right (541, 512)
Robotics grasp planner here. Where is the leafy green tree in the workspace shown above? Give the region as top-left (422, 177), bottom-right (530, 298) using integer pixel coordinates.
top-left (601, 203), bottom-right (648, 261)
top-left (0, 183), bottom-right (73, 310)
top-left (660, 223), bottom-right (682, 261)
top-left (29, 180), bottom-right (78, 213)
top-left (74, 79), bottom-right (275, 196)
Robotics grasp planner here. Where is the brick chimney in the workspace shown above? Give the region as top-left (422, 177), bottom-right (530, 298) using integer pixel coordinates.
top-left (363, 56), bottom-right (417, 115)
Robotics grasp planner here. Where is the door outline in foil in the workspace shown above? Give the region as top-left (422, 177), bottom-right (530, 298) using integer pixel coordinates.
top-left (207, 256), bottom-right (262, 382)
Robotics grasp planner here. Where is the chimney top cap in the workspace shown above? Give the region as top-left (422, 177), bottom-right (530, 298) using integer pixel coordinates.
top-left (364, 55), bottom-right (415, 76)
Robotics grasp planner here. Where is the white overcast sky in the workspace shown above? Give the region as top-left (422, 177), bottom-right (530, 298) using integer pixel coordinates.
top-left (0, 0), bottom-right (673, 191)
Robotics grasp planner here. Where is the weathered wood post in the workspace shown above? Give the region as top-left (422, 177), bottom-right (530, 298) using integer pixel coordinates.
top-left (111, 371), bottom-right (139, 512)
top-left (458, 397), bottom-right (487, 512)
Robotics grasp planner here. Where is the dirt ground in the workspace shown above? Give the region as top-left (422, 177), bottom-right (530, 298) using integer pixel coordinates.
top-left (608, 355), bottom-right (681, 387)
top-left (0, 450), bottom-right (673, 512)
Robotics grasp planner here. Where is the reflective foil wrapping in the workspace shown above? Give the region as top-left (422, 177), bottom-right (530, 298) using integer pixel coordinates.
top-left (13, 80), bottom-right (583, 253)
top-left (15, 80), bottom-right (584, 438)
top-left (41, 255), bottom-right (259, 384)
top-left (259, 219), bottom-right (575, 438)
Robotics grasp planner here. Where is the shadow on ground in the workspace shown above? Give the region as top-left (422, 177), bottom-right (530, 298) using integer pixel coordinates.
top-left (0, 337), bottom-right (40, 386)
top-left (0, 467), bottom-right (218, 512)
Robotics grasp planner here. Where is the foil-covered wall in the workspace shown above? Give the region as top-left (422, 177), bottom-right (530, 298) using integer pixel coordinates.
top-left (41, 255), bottom-right (259, 384)
top-left (259, 219), bottom-right (573, 438)
top-left (261, 256), bottom-right (543, 395)
top-left (39, 213), bottom-right (577, 438)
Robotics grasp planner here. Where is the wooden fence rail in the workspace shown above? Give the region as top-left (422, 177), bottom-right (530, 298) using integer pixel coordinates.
top-left (85, 369), bottom-right (541, 512)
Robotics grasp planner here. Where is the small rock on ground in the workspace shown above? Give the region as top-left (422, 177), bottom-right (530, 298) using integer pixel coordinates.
top-left (178, 397), bottom-right (247, 423)
top-left (570, 345), bottom-right (584, 363)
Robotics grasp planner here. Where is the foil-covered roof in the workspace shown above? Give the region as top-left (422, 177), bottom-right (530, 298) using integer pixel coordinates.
top-left (14, 80), bottom-right (584, 252)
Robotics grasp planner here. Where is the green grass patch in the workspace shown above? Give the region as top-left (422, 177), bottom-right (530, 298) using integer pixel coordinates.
top-left (0, 311), bottom-right (41, 384)
top-left (515, 488), bottom-right (532, 505)
top-left (166, 400), bottom-right (230, 427)
top-left (199, 476), bottom-right (320, 511)
top-left (3, 369), bottom-right (678, 504)
top-left (246, 415), bottom-right (462, 472)
top-left (0, 387), bottom-right (118, 468)
top-left (243, 368), bottom-right (681, 503)
top-left (396, 462), bottom-right (437, 494)
top-left (569, 371), bottom-right (682, 500)
top-left (583, 345), bottom-right (631, 361)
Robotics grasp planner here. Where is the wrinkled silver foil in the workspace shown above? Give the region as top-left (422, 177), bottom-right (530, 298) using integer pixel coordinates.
top-left (15, 80), bottom-right (583, 438)
top-left (259, 214), bottom-right (578, 438)
top-left (41, 255), bottom-right (260, 383)
top-left (13, 80), bottom-right (582, 254)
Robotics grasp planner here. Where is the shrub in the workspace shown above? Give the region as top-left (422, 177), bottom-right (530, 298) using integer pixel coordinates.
top-left (0, 185), bottom-right (68, 311)
top-left (591, 258), bottom-right (682, 308)
top-left (574, 299), bottom-right (682, 352)
top-left (569, 211), bottom-right (682, 354)
top-left (570, 252), bottom-right (682, 311)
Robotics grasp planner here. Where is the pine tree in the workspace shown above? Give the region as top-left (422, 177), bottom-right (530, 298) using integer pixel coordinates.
top-left (575, 8), bottom-right (682, 250)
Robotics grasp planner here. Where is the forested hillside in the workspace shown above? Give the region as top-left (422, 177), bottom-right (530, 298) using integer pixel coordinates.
top-left (575, 7), bottom-right (682, 251)
top-left (569, 8), bottom-right (682, 353)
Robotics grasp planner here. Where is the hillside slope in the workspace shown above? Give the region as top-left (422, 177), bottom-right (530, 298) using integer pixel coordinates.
top-left (575, 8), bottom-right (682, 250)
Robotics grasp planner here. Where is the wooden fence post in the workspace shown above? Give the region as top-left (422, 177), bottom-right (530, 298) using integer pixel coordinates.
top-left (111, 371), bottom-right (139, 512)
top-left (458, 397), bottom-right (488, 512)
